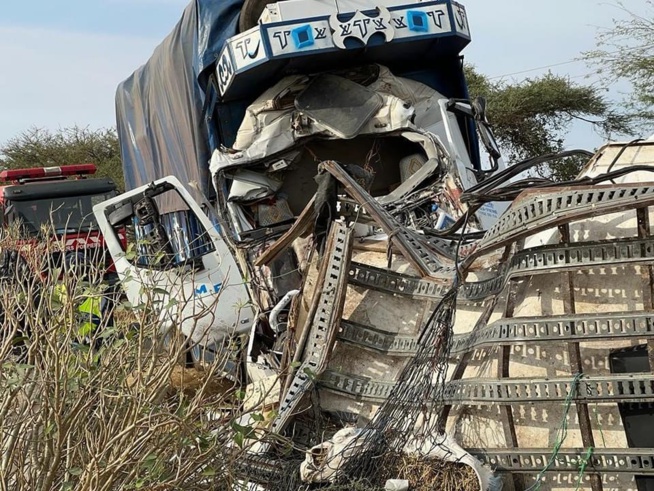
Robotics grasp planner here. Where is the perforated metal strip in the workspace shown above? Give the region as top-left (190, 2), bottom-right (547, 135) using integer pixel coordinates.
top-left (235, 448), bottom-right (654, 481)
top-left (350, 236), bottom-right (654, 302)
top-left (338, 312), bottom-right (654, 358)
top-left (322, 160), bottom-right (454, 278)
top-left (470, 448), bottom-right (654, 475)
top-left (345, 260), bottom-right (514, 303)
top-left (320, 369), bottom-right (396, 402)
top-left (320, 371), bottom-right (654, 404)
top-left (473, 183), bottom-right (654, 258)
top-left (270, 222), bottom-right (352, 435)
top-left (451, 312), bottom-right (654, 356)
top-left (348, 262), bottom-right (451, 300)
top-left (469, 236), bottom-right (654, 300)
top-left (400, 228), bottom-right (457, 276)
top-left (235, 446), bottom-right (654, 483)
top-left (444, 375), bottom-right (654, 404)
top-left (338, 320), bottom-right (419, 356)
top-left (348, 260), bottom-right (502, 302)
top-left (511, 236), bottom-right (654, 273)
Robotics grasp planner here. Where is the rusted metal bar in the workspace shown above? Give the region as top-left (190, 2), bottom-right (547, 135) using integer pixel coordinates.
top-left (497, 276), bottom-right (525, 491)
top-left (437, 296), bottom-right (497, 430)
top-left (254, 195), bottom-right (316, 267)
top-left (491, 242), bottom-right (524, 490)
top-left (322, 160), bottom-right (451, 278)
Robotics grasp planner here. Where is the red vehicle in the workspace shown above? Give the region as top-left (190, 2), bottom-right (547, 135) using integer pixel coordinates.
top-left (0, 164), bottom-right (121, 357)
top-left (0, 163), bottom-right (119, 276)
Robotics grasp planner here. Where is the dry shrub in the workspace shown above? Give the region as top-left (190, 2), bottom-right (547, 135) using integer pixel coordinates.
top-left (378, 454), bottom-right (480, 491)
top-left (0, 228), bottom-right (253, 491)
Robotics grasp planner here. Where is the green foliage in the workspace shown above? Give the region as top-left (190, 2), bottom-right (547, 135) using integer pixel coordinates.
top-left (230, 420), bottom-right (256, 448)
top-left (583, 1), bottom-right (654, 128)
top-left (0, 228), bottom-right (249, 490)
top-left (539, 153), bottom-right (592, 182)
top-left (0, 126), bottom-right (125, 191)
top-left (464, 65), bottom-right (634, 180)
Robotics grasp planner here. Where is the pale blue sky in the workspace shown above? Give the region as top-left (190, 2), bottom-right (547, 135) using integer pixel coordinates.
top-left (0, 0), bottom-right (649, 151)
top-left (0, 0), bottom-right (186, 37)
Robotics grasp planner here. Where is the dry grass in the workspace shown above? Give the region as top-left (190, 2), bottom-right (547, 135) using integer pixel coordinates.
top-left (379, 454), bottom-right (480, 491)
top-left (0, 229), bottom-right (254, 491)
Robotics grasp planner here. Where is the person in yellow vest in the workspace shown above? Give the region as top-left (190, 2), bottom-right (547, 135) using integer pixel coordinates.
top-left (56, 250), bottom-right (113, 347)
top-left (51, 282), bottom-right (103, 342)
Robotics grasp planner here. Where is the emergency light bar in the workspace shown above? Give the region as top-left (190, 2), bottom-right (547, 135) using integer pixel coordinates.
top-left (0, 164), bottom-right (97, 183)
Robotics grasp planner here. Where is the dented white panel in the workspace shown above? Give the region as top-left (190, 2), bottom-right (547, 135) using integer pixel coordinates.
top-left (93, 177), bottom-right (255, 346)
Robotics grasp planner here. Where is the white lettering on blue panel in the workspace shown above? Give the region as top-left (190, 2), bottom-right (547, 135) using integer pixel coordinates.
top-left (229, 27), bottom-right (267, 71)
top-left (216, 47), bottom-right (235, 96)
top-left (267, 20), bottom-right (333, 56)
top-left (391, 4), bottom-right (451, 40)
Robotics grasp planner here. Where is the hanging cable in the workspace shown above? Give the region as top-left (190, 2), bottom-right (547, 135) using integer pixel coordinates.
top-left (526, 372), bottom-right (584, 491)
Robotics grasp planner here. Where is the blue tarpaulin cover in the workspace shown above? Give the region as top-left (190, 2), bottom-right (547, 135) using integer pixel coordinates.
top-left (115, 0), bottom-right (243, 210)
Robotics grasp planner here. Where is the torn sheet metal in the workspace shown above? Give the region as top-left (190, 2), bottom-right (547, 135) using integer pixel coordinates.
top-left (209, 74), bottom-right (418, 174)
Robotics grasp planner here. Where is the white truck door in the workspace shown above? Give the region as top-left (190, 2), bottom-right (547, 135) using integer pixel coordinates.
top-left (93, 176), bottom-right (255, 348)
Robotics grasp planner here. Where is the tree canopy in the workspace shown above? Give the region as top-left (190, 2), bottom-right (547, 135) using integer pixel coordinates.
top-left (464, 65), bottom-right (634, 180)
top-left (583, 1), bottom-right (654, 128)
top-left (0, 126), bottom-right (125, 191)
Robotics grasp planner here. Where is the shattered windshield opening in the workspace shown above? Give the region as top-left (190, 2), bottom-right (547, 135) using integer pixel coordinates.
top-left (8, 193), bottom-right (116, 235)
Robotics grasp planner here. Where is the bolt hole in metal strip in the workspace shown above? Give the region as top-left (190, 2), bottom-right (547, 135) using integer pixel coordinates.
top-left (336, 312), bottom-right (654, 358)
top-left (469, 183), bottom-right (654, 261)
top-left (319, 371), bottom-right (654, 404)
top-left (468, 448), bottom-right (654, 474)
top-left (350, 235), bottom-right (654, 302)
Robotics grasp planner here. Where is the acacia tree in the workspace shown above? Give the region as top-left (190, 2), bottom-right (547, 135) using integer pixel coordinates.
top-left (584, 1), bottom-right (654, 127)
top-left (464, 65), bottom-right (634, 180)
top-left (0, 126), bottom-right (125, 191)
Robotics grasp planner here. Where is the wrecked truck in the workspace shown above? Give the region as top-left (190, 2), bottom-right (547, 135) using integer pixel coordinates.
top-left (94, 0), bottom-right (654, 490)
